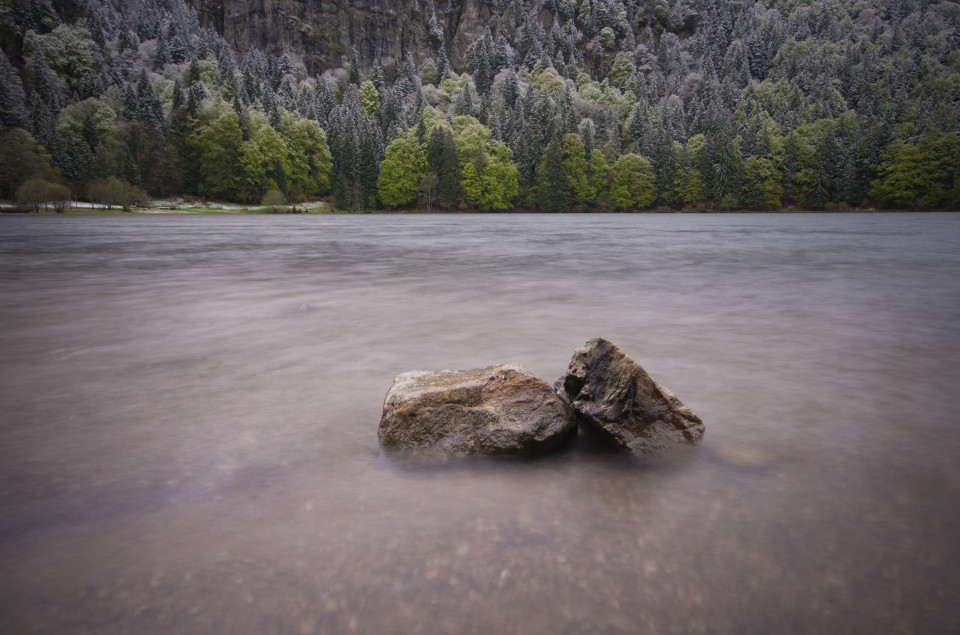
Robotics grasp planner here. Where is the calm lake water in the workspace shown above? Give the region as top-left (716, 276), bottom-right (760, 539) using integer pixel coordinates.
top-left (1, 213), bottom-right (959, 634)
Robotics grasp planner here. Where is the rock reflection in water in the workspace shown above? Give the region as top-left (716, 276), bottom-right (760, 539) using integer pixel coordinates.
top-left (0, 213), bottom-right (958, 633)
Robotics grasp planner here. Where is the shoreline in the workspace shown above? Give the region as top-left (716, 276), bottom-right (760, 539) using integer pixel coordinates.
top-left (3, 204), bottom-right (958, 216)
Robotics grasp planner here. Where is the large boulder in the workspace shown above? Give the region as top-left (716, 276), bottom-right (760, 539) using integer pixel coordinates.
top-left (555, 338), bottom-right (705, 459)
top-left (379, 363), bottom-right (578, 455)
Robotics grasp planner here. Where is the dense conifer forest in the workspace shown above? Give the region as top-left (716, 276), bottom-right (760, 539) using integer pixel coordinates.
top-left (2, 0), bottom-right (959, 211)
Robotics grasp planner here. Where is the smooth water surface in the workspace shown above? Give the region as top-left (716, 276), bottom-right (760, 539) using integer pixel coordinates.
top-left (1, 213), bottom-right (959, 633)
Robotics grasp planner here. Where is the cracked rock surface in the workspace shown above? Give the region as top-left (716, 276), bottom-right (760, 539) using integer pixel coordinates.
top-left (555, 338), bottom-right (705, 459)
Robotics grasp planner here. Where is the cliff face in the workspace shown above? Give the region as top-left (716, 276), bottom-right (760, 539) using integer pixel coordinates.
top-left (188, 0), bottom-right (509, 73)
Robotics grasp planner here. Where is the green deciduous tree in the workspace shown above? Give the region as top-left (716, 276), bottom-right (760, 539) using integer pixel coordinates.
top-left (870, 142), bottom-right (943, 209)
top-left (418, 172), bottom-right (439, 210)
top-left (741, 156), bottom-right (784, 209)
top-left (278, 112), bottom-right (333, 198)
top-left (377, 133), bottom-right (426, 208)
top-left (261, 189), bottom-right (287, 212)
top-left (918, 130), bottom-right (960, 207)
top-left (588, 149), bottom-right (610, 206)
top-left (16, 177), bottom-right (68, 211)
top-left (609, 154), bottom-right (657, 210)
top-left (563, 133), bottom-right (593, 206)
top-left (86, 177), bottom-right (146, 210)
top-left (456, 123), bottom-right (518, 210)
top-left (0, 126), bottom-right (56, 199)
top-left (190, 110), bottom-right (244, 200)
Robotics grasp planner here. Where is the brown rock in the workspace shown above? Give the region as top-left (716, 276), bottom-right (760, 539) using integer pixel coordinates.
top-left (555, 338), bottom-right (705, 459)
top-left (379, 363), bottom-right (577, 455)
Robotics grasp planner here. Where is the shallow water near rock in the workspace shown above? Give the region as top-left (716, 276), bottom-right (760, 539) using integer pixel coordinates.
top-left (1, 212), bottom-right (959, 633)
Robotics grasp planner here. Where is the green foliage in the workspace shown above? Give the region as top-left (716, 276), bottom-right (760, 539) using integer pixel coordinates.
top-left (918, 130), bottom-right (960, 207)
top-left (562, 134), bottom-right (593, 206)
top-left (608, 53), bottom-right (636, 86)
top-left (16, 177), bottom-right (68, 211)
top-left (23, 24), bottom-right (97, 89)
top-left (261, 189), bottom-right (287, 212)
top-left (741, 156), bottom-right (784, 209)
top-left (418, 172), bottom-right (439, 210)
top-left (426, 125), bottom-right (462, 209)
top-left (588, 150), bottom-right (610, 205)
top-left (191, 109), bottom-right (244, 200)
top-left (92, 121), bottom-right (179, 196)
top-left (599, 27), bottom-right (616, 51)
top-left (534, 68), bottom-right (565, 97)
top-left (4, 0), bottom-right (957, 214)
top-left (536, 138), bottom-right (570, 211)
top-left (238, 110), bottom-right (291, 201)
top-left (672, 168), bottom-right (704, 208)
top-left (701, 126), bottom-right (744, 210)
top-left (278, 112), bottom-right (333, 198)
top-left (871, 142), bottom-right (943, 209)
top-left (461, 144), bottom-right (519, 211)
top-left (609, 154), bottom-right (657, 210)
top-left (378, 133), bottom-right (426, 207)
top-left (178, 102), bottom-right (330, 203)
top-left (0, 126), bottom-right (56, 199)
top-left (58, 99), bottom-right (116, 147)
top-left (86, 177), bottom-right (146, 210)
top-left (456, 123), bottom-right (518, 210)
top-left (358, 80), bottom-right (381, 117)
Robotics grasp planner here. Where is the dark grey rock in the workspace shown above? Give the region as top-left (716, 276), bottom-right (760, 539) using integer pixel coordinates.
top-left (379, 363), bottom-right (577, 455)
top-left (189, 0), bottom-right (504, 73)
top-left (555, 338), bottom-right (705, 459)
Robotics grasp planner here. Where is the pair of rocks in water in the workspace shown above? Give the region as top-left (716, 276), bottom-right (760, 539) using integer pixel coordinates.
top-left (378, 338), bottom-right (705, 460)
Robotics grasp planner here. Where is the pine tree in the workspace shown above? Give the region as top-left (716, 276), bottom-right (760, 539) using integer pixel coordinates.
top-left (809, 123), bottom-right (838, 208)
top-left (153, 28), bottom-right (170, 70)
top-left (77, 72), bottom-right (105, 100)
top-left (503, 70), bottom-right (519, 109)
top-left (357, 130), bottom-right (380, 208)
top-left (233, 90), bottom-right (249, 141)
top-left (426, 126), bottom-right (462, 209)
top-left (371, 61), bottom-right (384, 91)
top-left (134, 69), bottom-right (166, 136)
top-left (26, 49), bottom-right (62, 113)
top-left (701, 120), bottom-right (743, 209)
top-left (0, 51), bottom-right (29, 128)
top-left (333, 173), bottom-right (349, 209)
top-left (185, 59), bottom-right (202, 87)
top-left (536, 137), bottom-right (570, 211)
top-left (349, 47), bottom-right (361, 85)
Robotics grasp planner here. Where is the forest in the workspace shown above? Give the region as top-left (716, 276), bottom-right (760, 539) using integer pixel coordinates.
top-left (1, 0), bottom-right (959, 212)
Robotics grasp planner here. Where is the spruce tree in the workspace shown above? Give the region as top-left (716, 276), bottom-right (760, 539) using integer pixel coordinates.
top-left (536, 137), bottom-right (570, 211)
top-left (0, 51), bottom-right (29, 128)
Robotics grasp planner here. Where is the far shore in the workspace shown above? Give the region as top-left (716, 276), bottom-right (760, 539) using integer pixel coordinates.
top-left (2, 201), bottom-right (956, 215)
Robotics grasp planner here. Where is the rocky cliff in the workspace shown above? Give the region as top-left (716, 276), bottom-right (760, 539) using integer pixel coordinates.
top-left (187, 0), bottom-right (514, 73)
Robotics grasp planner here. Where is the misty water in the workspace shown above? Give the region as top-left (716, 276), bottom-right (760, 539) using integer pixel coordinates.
top-left (1, 213), bottom-right (958, 633)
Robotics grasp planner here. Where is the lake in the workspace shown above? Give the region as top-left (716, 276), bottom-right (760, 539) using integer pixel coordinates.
top-left (1, 213), bottom-right (959, 633)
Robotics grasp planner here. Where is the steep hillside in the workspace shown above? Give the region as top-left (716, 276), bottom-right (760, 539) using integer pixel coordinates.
top-left (2, 0), bottom-right (959, 212)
